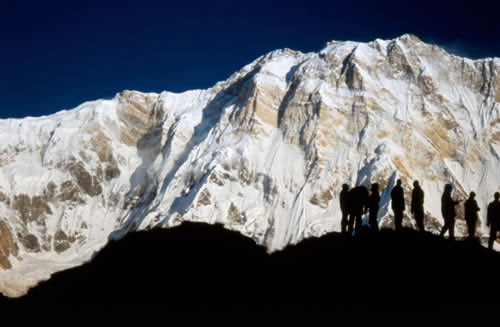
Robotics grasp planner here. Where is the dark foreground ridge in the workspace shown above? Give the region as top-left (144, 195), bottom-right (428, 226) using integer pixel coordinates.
top-left (3, 222), bottom-right (500, 307)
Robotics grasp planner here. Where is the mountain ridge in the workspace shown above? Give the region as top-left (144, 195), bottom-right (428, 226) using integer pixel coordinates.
top-left (4, 222), bottom-right (500, 306)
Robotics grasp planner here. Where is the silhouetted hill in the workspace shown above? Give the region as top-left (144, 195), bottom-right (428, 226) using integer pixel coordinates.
top-left (2, 223), bottom-right (500, 307)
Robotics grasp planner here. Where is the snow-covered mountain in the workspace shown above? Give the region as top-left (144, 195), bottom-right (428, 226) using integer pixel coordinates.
top-left (1, 34), bottom-right (499, 297)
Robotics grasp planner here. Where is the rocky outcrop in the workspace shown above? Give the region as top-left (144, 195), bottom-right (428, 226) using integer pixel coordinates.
top-left (0, 220), bottom-right (18, 269)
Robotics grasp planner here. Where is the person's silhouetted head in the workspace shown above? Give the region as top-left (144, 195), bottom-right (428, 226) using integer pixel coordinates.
top-left (342, 184), bottom-right (349, 191)
top-left (469, 192), bottom-right (476, 199)
top-left (358, 184), bottom-right (368, 191)
top-left (413, 180), bottom-right (419, 187)
top-left (371, 183), bottom-right (379, 192)
top-left (397, 179), bottom-right (402, 186)
top-left (444, 184), bottom-right (453, 193)
top-left (495, 192), bottom-right (500, 201)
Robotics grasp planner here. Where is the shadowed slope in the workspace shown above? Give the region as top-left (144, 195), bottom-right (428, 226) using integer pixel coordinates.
top-left (3, 223), bottom-right (500, 307)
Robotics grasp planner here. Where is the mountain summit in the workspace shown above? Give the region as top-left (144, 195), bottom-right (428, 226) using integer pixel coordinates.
top-left (1, 34), bottom-right (499, 297)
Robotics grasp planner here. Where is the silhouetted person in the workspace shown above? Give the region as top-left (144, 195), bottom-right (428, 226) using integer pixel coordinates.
top-left (340, 184), bottom-right (350, 234)
top-left (464, 192), bottom-right (480, 240)
top-left (368, 183), bottom-right (380, 232)
top-left (439, 184), bottom-right (461, 240)
top-left (487, 192), bottom-right (500, 250)
top-left (411, 180), bottom-right (425, 232)
top-left (391, 179), bottom-right (405, 231)
top-left (347, 185), bottom-right (369, 234)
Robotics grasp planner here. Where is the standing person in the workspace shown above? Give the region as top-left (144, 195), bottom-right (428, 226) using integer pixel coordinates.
top-left (340, 184), bottom-right (350, 234)
top-left (391, 179), bottom-right (405, 232)
top-left (347, 185), bottom-right (369, 234)
top-left (464, 192), bottom-right (480, 240)
top-left (368, 183), bottom-right (380, 232)
top-left (411, 181), bottom-right (425, 232)
top-left (439, 184), bottom-right (461, 240)
top-left (487, 192), bottom-right (500, 250)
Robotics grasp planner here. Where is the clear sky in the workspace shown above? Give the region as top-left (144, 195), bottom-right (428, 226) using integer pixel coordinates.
top-left (1, 0), bottom-right (499, 118)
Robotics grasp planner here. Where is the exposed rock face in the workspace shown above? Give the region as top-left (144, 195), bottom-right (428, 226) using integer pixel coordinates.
top-left (13, 194), bottom-right (52, 225)
top-left (0, 34), bottom-right (499, 297)
top-left (0, 220), bottom-right (18, 269)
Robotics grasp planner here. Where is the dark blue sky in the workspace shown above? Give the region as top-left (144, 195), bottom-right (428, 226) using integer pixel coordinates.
top-left (1, 0), bottom-right (499, 118)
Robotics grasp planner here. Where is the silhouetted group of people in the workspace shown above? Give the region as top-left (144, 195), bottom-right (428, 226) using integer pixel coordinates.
top-left (339, 179), bottom-right (500, 250)
top-left (340, 183), bottom-right (379, 234)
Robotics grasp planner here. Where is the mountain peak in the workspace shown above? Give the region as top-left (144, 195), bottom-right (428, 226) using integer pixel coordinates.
top-left (396, 33), bottom-right (422, 43)
top-left (1, 35), bottom-right (499, 298)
